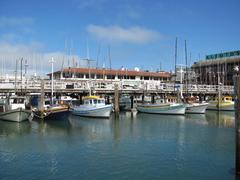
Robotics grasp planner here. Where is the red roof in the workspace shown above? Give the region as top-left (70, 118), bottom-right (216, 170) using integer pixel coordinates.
top-left (53, 67), bottom-right (171, 78)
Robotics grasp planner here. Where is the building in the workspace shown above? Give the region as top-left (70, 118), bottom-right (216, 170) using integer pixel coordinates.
top-left (50, 67), bottom-right (172, 82)
top-left (191, 50), bottom-right (240, 85)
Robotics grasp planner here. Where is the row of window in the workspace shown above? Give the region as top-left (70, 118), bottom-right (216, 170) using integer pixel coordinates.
top-left (62, 73), bottom-right (168, 81)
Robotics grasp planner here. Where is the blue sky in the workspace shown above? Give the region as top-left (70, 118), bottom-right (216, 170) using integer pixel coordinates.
top-left (0, 0), bottom-right (239, 74)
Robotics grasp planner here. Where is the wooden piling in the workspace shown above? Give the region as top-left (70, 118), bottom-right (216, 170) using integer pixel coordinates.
top-left (40, 79), bottom-right (45, 119)
top-left (142, 94), bottom-right (145, 104)
top-left (234, 74), bottom-right (240, 175)
top-left (114, 84), bottom-right (119, 114)
top-left (130, 95), bottom-right (134, 109)
top-left (151, 94), bottom-right (155, 104)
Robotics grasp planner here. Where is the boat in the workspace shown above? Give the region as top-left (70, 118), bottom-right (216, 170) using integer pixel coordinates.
top-left (0, 96), bottom-right (31, 122)
top-left (72, 96), bottom-right (112, 118)
top-left (185, 103), bottom-right (209, 114)
top-left (207, 96), bottom-right (234, 111)
top-left (31, 98), bottom-right (69, 120)
top-left (119, 95), bottom-right (132, 111)
top-left (136, 103), bottom-right (185, 115)
top-left (184, 96), bottom-right (209, 114)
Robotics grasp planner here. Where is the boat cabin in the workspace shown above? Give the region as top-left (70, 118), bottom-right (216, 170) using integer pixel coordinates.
top-left (83, 96), bottom-right (106, 106)
top-left (214, 96), bottom-right (233, 102)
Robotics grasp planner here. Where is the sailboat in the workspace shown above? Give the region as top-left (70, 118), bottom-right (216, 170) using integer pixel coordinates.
top-left (181, 40), bottom-right (209, 114)
top-left (31, 58), bottom-right (69, 120)
top-left (137, 38), bottom-right (185, 115)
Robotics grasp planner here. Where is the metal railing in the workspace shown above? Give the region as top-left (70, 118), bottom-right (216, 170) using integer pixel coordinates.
top-left (0, 79), bottom-right (234, 94)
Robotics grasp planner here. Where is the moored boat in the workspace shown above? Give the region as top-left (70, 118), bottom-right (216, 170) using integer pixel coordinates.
top-left (136, 103), bottom-right (185, 115)
top-left (207, 96), bottom-right (234, 111)
top-left (0, 96), bottom-right (31, 122)
top-left (185, 103), bottom-right (209, 114)
top-left (72, 96), bottom-right (112, 118)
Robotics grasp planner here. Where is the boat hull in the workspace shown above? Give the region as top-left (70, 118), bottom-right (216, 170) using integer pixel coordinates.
top-left (32, 106), bottom-right (69, 120)
top-left (136, 104), bottom-right (185, 115)
top-left (0, 108), bottom-right (31, 122)
top-left (72, 105), bottom-right (112, 118)
top-left (185, 103), bottom-right (209, 114)
top-left (207, 102), bottom-right (234, 111)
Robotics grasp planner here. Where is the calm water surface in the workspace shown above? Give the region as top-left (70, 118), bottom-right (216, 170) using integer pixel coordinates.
top-left (0, 111), bottom-right (236, 180)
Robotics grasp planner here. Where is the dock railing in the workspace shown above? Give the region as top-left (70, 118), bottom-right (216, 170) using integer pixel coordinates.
top-left (0, 78), bottom-right (234, 94)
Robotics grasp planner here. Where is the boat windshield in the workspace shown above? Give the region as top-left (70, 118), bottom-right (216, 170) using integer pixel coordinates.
top-left (84, 99), bottom-right (105, 105)
top-left (12, 98), bottom-right (25, 104)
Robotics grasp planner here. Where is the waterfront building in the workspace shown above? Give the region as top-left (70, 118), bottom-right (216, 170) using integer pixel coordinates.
top-left (191, 50), bottom-right (240, 85)
top-left (50, 67), bottom-right (172, 83)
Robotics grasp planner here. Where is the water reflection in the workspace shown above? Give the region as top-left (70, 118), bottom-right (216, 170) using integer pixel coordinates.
top-left (205, 111), bottom-right (235, 128)
top-left (0, 121), bottom-right (31, 137)
top-left (0, 111), bottom-right (236, 180)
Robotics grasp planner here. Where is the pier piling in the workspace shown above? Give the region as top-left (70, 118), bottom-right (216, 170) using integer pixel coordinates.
top-left (234, 74), bottom-right (240, 175)
top-left (130, 95), bottom-right (134, 109)
top-left (40, 79), bottom-right (45, 119)
top-left (114, 84), bottom-right (119, 115)
top-left (151, 94), bottom-right (155, 104)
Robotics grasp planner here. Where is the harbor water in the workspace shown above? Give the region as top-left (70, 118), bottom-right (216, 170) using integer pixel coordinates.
top-left (0, 111), bottom-right (236, 180)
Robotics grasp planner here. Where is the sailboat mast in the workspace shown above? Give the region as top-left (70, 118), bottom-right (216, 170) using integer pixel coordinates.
top-left (14, 59), bottom-right (18, 94)
top-left (50, 57), bottom-right (54, 105)
top-left (184, 40), bottom-right (188, 97)
top-left (20, 58), bottom-right (23, 93)
top-left (174, 37), bottom-right (178, 93)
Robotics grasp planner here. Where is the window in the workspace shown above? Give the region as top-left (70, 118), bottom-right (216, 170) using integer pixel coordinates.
top-left (84, 100), bottom-right (90, 104)
top-left (94, 99), bottom-right (97, 104)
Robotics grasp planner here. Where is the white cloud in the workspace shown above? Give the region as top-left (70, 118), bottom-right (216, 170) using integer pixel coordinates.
top-left (87, 25), bottom-right (161, 44)
top-left (0, 41), bottom-right (92, 77)
top-left (0, 16), bottom-right (34, 28)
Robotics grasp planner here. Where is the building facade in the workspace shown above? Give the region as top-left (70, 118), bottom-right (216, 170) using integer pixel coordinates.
top-left (50, 67), bottom-right (172, 82)
top-left (191, 50), bottom-right (240, 85)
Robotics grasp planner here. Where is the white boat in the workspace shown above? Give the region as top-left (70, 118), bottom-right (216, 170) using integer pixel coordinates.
top-left (136, 103), bottom-right (185, 115)
top-left (0, 96), bottom-right (31, 122)
top-left (185, 103), bottom-right (209, 114)
top-left (72, 96), bottom-right (112, 118)
top-left (207, 96), bottom-right (234, 111)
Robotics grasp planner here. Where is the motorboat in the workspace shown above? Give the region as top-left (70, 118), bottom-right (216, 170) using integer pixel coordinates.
top-left (207, 96), bottom-right (234, 111)
top-left (0, 96), bottom-right (31, 122)
top-left (72, 96), bottom-right (112, 118)
top-left (184, 97), bottom-right (209, 114)
top-left (136, 103), bottom-right (185, 115)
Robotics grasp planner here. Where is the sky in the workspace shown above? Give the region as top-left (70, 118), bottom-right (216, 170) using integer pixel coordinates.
top-left (0, 0), bottom-right (239, 76)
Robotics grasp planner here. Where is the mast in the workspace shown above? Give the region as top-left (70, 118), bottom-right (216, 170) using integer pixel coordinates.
top-left (108, 45), bottom-right (112, 81)
top-left (20, 58), bottom-right (23, 93)
top-left (50, 57), bottom-right (55, 105)
top-left (24, 60), bottom-right (28, 94)
top-left (184, 40), bottom-right (188, 97)
top-left (174, 37), bottom-right (178, 93)
top-left (14, 59), bottom-right (18, 94)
